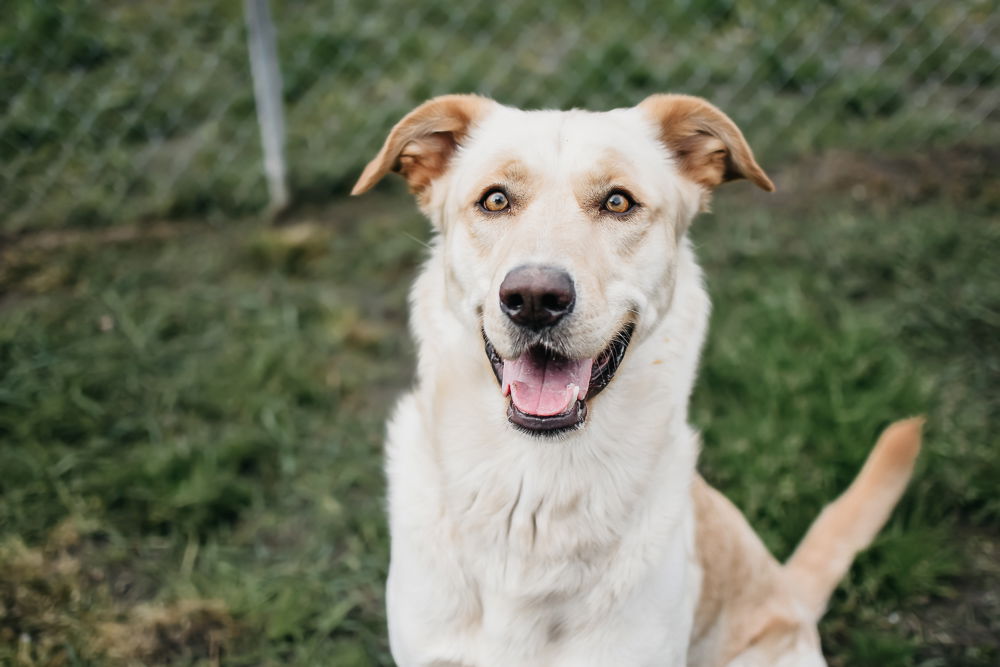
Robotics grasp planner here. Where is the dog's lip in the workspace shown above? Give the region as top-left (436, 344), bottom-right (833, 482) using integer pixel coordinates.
top-left (483, 322), bottom-right (635, 435)
top-left (587, 322), bottom-right (635, 399)
top-left (507, 400), bottom-right (588, 435)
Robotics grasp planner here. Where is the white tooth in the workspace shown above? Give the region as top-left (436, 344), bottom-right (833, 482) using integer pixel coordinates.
top-left (567, 384), bottom-right (580, 404)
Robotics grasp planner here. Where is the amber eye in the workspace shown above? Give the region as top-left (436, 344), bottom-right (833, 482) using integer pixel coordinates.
top-left (480, 190), bottom-right (510, 212)
top-left (603, 192), bottom-right (633, 214)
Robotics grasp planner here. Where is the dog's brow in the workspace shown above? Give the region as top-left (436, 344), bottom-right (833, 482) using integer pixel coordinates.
top-left (575, 155), bottom-right (639, 201)
top-left (591, 154), bottom-right (632, 182)
top-left (474, 158), bottom-right (532, 195)
top-left (493, 158), bottom-right (530, 184)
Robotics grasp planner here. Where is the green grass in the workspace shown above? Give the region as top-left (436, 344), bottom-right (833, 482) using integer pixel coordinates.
top-left (695, 193), bottom-right (999, 667)
top-left (1, 150), bottom-right (997, 664)
top-left (4, 4), bottom-right (997, 664)
top-left (3, 0), bottom-right (997, 231)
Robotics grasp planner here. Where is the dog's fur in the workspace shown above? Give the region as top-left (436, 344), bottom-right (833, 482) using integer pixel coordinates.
top-left (352, 94), bottom-right (922, 666)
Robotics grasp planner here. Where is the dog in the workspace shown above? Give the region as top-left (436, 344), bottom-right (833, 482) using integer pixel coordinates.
top-left (351, 94), bottom-right (922, 666)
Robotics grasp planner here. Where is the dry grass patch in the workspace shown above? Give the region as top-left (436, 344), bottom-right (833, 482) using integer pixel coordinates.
top-left (0, 520), bottom-right (238, 666)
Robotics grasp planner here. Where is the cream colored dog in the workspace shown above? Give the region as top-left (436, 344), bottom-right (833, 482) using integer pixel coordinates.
top-left (352, 94), bottom-right (922, 666)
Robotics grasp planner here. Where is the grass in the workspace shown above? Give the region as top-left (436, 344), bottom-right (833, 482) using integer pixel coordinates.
top-left (4, 4), bottom-right (997, 664)
top-left (2, 0), bottom-right (997, 231)
top-left (1, 148), bottom-right (998, 665)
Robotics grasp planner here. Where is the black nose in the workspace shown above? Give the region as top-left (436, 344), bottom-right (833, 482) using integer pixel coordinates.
top-left (499, 265), bottom-right (576, 329)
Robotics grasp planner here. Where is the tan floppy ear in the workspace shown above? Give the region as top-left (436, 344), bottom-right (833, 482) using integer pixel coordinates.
top-left (638, 94), bottom-right (775, 192)
top-left (351, 94), bottom-right (495, 196)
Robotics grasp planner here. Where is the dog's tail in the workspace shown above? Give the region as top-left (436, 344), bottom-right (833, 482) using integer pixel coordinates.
top-left (783, 417), bottom-right (924, 620)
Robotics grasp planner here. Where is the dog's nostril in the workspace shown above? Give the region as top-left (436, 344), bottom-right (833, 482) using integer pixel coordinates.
top-left (505, 293), bottom-right (524, 310)
top-left (541, 292), bottom-right (569, 312)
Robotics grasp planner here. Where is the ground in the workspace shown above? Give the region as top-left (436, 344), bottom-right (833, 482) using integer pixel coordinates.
top-left (1, 148), bottom-right (997, 665)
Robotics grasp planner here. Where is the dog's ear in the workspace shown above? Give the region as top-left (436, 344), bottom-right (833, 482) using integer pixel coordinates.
top-left (351, 94), bottom-right (495, 196)
top-left (638, 94), bottom-right (775, 192)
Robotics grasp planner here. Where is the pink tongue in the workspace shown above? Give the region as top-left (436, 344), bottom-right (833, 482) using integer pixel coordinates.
top-left (501, 349), bottom-right (594, 417)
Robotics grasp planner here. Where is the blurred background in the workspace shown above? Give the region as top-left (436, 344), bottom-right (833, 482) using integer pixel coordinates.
top-left (1, 1), bottom-right (997, 665)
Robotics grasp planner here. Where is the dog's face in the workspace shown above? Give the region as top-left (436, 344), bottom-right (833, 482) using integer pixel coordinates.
top-left (354, 95), bottom-right (772, 436)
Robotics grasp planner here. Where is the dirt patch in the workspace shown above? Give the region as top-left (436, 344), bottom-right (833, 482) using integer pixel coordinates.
top-left (1, 220), bottom-right (188, 255)
top-left (96, 599), bottom-right (236, 666)
top-left (908, 528), bottom-right (1000, 665)
top-left (0, 520), bottom-right (239, 666)
top-left (732, 143), bottom-right (1000, 215)
top-left (0, 221), bottom-right (194, 299)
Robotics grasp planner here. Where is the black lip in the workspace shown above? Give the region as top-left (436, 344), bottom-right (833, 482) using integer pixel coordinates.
top-left (483, 322), bottom-right (635, 435)
top-left (507, 400), bottom-right (587, 435)
top-left (587, 323), bottom-right (635, 400)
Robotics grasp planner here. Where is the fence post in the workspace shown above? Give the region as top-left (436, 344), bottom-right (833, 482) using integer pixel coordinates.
top-left (244, 0), bottom-right (289, 216)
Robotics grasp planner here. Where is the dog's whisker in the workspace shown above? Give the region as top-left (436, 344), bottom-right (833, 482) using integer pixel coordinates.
top-left (400, 230), bottom-right (433, 250)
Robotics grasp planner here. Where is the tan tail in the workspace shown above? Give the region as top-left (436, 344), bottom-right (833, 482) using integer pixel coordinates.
top-left (784, 417), bottom-right (924, 620)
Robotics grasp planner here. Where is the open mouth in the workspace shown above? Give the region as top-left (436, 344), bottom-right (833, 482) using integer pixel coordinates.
top-left (484, 323), bottom-right (635, 435)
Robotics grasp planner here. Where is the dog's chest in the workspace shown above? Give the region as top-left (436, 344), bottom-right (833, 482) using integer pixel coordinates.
top-left (385, 412), bottom-right (699, 665)
top-left (389, 500), bottom-right (696, 667)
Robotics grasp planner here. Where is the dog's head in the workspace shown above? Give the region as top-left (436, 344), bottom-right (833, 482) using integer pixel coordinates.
top-left (354, 94), bottom-right (772, 436)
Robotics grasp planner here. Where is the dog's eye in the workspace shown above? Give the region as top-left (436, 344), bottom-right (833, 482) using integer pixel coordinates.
top-left (603, 192), bottom-right (634, 214)
top-left (480, 190), bottom-right (510, 212)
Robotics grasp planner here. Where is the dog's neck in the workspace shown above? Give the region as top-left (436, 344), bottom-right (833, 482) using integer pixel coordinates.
top-left (402, 238), bottom-right (710, 590)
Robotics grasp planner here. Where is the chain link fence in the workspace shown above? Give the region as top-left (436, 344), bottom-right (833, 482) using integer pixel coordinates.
top-left (2, 0), bottom-right (997, 233)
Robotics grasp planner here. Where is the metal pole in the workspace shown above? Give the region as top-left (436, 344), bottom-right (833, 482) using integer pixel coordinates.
top-left (244, 0), bottom-right (289, 215)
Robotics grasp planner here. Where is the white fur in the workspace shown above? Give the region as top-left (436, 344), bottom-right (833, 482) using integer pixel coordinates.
top-left (355, 95), bottom-right (920, 666)
top-left (341, 84), bottom-right (935, 667)
top-left (382, 103), bottom-right (714, 666)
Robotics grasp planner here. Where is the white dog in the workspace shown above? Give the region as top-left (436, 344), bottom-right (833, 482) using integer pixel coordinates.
top-left (352, 94), bottom-right (921, 666)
